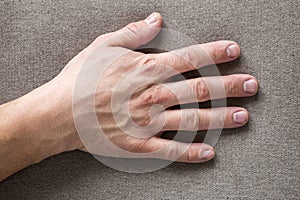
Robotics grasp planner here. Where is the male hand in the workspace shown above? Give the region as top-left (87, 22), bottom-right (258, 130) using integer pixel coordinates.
top-left (0, 12), bottom-right (258, 180)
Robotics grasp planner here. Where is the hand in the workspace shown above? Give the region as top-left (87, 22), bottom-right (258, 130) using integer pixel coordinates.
top-left (58, 12), bottom-right (258, 161)
top-left (0, 12), bottom-right (258, 180)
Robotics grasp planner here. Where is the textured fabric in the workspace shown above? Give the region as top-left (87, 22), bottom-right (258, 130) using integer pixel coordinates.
top-left (0, 0), bottom-right (299, 199)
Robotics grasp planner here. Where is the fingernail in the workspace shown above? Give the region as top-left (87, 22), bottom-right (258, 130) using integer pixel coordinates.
top-left (226, 44), bottom-right (240, 58)
top-left (233, 111), bottom-right (248, 124)
top-left (243, 79), bottom-right (257, 94)
top-left (200, 149), bottom-right (213, 159)
top-left (145, 13), bottom-right (158, 25)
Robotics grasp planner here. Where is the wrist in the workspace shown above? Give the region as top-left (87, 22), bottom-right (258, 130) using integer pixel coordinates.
top-left (24, 81), bottom-right (82, 155)
top-left (1, 80), bottom-right (81, 165)
top-left (0, 76), bottom-right (83, 180)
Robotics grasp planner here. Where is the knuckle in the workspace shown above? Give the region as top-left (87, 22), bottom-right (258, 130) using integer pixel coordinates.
top-left (167, 145), bottom-right (181, 161)
top-left (129, 102), bottom-right (153, 127)
top-left (146, 54), bottom-right (177, 76)
top-left (193, 79), bottom-right (209, 101)
top-left (137, 113), bottom-right (152, 127)
top-left (137, 55), bottom-right (167, 78)
top-left (129, 139), bottom-right (148, 153)
top-left (142, 62), bottom-right (162, 77)
top-left (181, 50), bottom-right (197, 69)
top-left (140, 85), bottom-right (164, 105)
top-left (123, 22), bottom-right (147, 43)
top-left (187, 146), bottom-right (198, 161)
top-left (184, 110), bottom-right (199, 130)
top-left (140, 54), bottom-right (156, 65)
top-left (212, 46), bottom-right (227, 61)
top-left (129, 101), bottom-right (151, 127)
top-left (163, 52), bottom-right (181, 65)
top-left (214, 110), bottom-right (226, 126)
top-left (226, 78), bottom-right (238, 95)
top-left (124, 22), bottom-right (139, 34)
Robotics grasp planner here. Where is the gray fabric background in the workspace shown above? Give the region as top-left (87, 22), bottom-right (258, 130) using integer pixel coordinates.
top-left (0, 0), bottom-right (299, 199)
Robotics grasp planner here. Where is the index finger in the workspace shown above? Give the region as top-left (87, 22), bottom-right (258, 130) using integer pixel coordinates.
top-left (146, 40), bottom-right (240, 75)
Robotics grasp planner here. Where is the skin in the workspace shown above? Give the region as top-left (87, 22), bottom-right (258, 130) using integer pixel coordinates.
top-left (0, 12), bottom-right (258, 181)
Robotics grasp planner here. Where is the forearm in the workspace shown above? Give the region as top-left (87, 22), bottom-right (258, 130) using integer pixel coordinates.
top-left (0, 82), bottom-right (79, 181)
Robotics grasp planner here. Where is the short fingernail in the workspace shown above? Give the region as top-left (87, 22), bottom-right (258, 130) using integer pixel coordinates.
top-left (200, 149), bottom-right (213, 159)
top-left (145, 13), bottom-right (158, 25)
top-left (243, 79), bottom-right (258, 94)
top-left (226, 44), bottom-right (240, 58)
top-left (233, 111), bottom-right (248, 124)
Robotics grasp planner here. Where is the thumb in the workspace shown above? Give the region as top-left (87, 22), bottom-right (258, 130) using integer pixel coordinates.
top-left (103, 12), bottom-right (162, 49)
